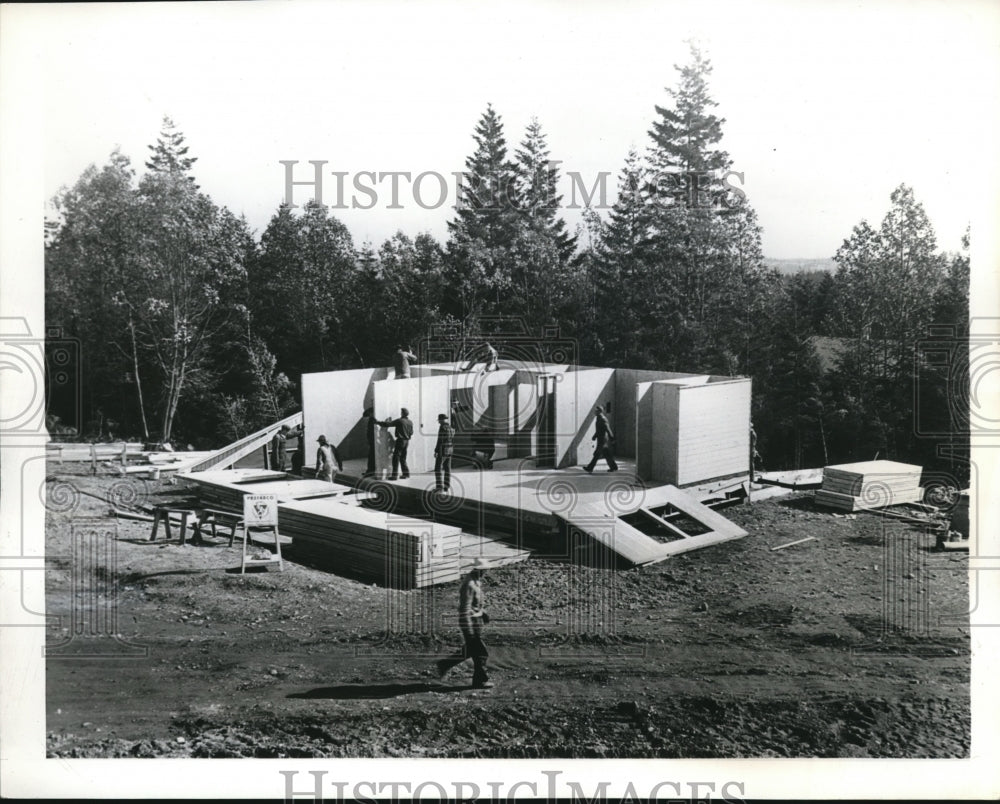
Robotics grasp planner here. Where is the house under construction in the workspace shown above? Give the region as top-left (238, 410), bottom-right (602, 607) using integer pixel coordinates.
top-left (182, 359), bottom-right (753, 586)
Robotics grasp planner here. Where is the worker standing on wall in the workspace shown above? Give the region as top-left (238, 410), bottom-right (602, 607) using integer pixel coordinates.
top-left (393, 345), bottom-right (418, 379)
top-left (436, 557), bottom-right (493, 689)
top-left (583, 404), bottom-right (618, 473)
top-left (434, 413), bottom-right (454, 492)
top-left (378, 407), bottom-right (413, 480)
top-left (460, 341), bottom-right (498, 373)
top-left (315, 434), bottom-right (342, 482)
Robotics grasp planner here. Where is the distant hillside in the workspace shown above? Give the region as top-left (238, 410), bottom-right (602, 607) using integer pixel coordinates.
top-left (764, 258), bottom-right (836, 275)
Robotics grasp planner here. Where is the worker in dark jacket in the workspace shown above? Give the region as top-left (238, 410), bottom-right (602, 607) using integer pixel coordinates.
top-left (288, 424), bottom-right (305, 473)
top-left (378, 407), bottom-right (413, 480)
top-left (583, 404), bottom-right (618, 473)
top-left (271, 425), bottom-right (289, 471)
top-left (434, 413), bottom-right (455, 492)
top-left (363, 407), bottom-right (376, 477)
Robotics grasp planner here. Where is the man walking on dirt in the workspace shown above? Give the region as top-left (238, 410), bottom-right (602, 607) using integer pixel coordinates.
top-left (378, 407), bottom-right (413, 480)
top-left (583, 404), bottom-right (618, 473)
top-left (437, 558), bottom-right (493, 688)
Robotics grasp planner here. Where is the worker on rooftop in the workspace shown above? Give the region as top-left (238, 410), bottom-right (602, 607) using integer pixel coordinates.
top-left (393, 344), bottom-right (419, 379)
top-left (460, 341), bottom-right (499, 373)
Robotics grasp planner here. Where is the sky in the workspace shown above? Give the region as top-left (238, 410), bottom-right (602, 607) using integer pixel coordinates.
top-left (25, 0), bottom-right (1000, 259)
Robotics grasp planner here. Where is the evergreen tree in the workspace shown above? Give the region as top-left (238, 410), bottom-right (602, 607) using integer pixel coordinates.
top-left (588, 150), bottom-right (652, 365)
top-left (145, 115), bottom-right (198, 185)
top-left (445, 105), bottom-right (521, 325)
top-left (827, 184), bottom-right (950, 463)
top-left (648, 43), bottom-right (730, 178)
top-left (639, 43), bottom-right (767, 375)
top-left (514, 117), bottom-right (576, 260)
top-left (448, 104), bottom-right (520, 248)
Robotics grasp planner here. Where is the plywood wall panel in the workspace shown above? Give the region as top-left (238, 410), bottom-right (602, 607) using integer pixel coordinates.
top-left (650, 382), bottom-right (681, 481)
top-left (372, 375), bottom-right (455, 476)
top-left (555, 368), bottom-right (615, 468)
top-left (614, 368), bottom-right (699, 457)
top-left (675, 380), bottom-right (751, 486)
top-left (302, 368), bottom-right (387, 458)
top-left (635, 382), bottom-right (654, 477)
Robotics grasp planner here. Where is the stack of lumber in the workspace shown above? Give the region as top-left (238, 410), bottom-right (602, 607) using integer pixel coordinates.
top-left (279, 498), bottom-right (462, 588)
top-left (816, 460), bottom-right (922, 512)
top-left (182, 470), bottom-right (353, 513)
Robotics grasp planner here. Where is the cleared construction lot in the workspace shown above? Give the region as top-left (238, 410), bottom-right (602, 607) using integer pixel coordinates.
top-left (45, 463), bottom-right (970, 758)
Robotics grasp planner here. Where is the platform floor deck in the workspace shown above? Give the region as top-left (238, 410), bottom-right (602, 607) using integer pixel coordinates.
top-left (339, 457), bottom-right (748, 567)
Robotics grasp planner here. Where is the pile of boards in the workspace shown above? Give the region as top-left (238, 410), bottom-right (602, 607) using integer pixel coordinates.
top-left (816, 460), bottom-right (923, 512)
top-left (279, 497), bottom-right (463, 589)
top-left (181, 469), bottom-right (353, 513)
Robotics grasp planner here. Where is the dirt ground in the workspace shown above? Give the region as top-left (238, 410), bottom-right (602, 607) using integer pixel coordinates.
top-left (44, 463), bottom-right (970, 758)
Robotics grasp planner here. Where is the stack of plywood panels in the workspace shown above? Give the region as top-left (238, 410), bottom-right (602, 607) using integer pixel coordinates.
top-left (279, 498), bottom-right (463, 589)
top-left (182, 470), bottom-right (353, 513)
top-left (816, 460), bottom-right (922, 512)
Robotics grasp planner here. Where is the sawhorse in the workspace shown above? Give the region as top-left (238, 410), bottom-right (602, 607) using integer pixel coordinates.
top-left (240, 524), bottom-right (284, 573)
top-left (149, 504), bottom-right (200, 545)
top-left (195, 508), bottom-right (244, 547)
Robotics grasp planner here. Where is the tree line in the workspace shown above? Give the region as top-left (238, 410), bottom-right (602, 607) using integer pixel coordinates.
top-left (45, 44), bottom-right (969, 479)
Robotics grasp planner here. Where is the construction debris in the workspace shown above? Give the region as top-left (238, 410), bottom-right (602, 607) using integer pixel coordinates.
top-left (771, 536), bottom-right (817, 551)
top-left (755, 469), bottom-right (823, 490)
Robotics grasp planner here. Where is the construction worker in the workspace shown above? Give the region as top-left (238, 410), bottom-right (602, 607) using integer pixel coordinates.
top-left (436, 557), bottom-right (493, 688)
top-left (289, 425), bottom-right (305, 474)
top-left (583, 404), bottom-right (618, 473)
top-left (315, 434), bottom-right (341, 482)
top-left (434, 413), bottom-right (454, 492)
top-left (393, 345), bottom-right (418, 379)
top-left (362, 407), bottom-right (377, 477)
top-left (270, 425), bottom-right (289, 471)
top-left (460, 341), bottom-right (499, 373)
top-left (378, 407), bottom-right (413, 480)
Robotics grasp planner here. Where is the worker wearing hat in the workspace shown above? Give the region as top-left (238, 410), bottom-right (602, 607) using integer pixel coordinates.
top-left (271, 424), bottom-right (289, 471)
top-left (437, 557), bottom-right (493, 688)
top-left (315, 434), bottom-right (342, 482)
top-left (433, 413), bottom-right (454, 492)
top-left (377, 407), bottom-right (414, 480)
top-left (583, 403), bottom-right (618, 473)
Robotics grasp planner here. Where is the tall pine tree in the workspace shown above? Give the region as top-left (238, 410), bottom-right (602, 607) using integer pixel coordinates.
top-left (514, 117), bottom-right (575, 260)
top-left (445, 105), bottom-right (521, 326)
top-left (641, 42), bottom-right (768, 374)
